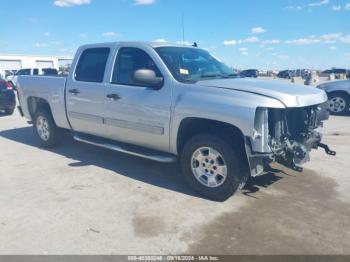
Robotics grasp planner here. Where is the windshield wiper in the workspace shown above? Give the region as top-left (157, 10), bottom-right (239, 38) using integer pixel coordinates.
top-left (224, 73), bottom-right (239, 78)
top-left (200, 74), bottom-right (223, 78)
top-left (201, 73), bottom-right (238, 79)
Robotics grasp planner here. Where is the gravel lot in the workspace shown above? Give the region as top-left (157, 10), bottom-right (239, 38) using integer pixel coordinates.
top-left (0, 110), bottom-right (349, 255)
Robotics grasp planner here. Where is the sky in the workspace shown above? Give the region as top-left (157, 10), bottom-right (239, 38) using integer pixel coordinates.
top-left (0, 0), bottom-right (350, 70)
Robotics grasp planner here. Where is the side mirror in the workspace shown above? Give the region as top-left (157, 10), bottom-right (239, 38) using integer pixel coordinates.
top-left (133, 69), bottom-right (164, 89)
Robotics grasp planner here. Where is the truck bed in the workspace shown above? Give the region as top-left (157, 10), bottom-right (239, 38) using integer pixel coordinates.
top-left (17, 75), bottom-right (71, 129)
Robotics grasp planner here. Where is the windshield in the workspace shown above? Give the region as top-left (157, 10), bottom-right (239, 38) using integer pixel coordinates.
top-left (155, 47), bottom-right (237, 83)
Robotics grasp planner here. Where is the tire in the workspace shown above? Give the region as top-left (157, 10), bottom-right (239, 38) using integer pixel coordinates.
top-left (328, 93), bottom-right (350, 116)
top-left (5, 108), bottom-right (14, 115)
top-left (33, 109), bottom-right (64, 148)
top-left (180, 133), bottom-right (242, 201)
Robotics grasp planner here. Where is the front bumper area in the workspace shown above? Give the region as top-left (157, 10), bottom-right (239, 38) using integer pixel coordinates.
top-left (246, 103), bottom-right (336, 176)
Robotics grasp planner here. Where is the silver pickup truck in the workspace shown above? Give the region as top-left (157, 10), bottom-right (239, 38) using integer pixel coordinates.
top-left (17, 42), bottom-right (335, 201)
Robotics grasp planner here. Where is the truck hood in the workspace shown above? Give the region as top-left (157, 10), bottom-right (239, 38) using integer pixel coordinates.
top-left (196, 78), bottom-right (328, 108)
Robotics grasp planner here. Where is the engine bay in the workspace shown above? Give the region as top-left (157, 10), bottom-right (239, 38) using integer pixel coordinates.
top-left (268, 102), bottom-right (336, 172)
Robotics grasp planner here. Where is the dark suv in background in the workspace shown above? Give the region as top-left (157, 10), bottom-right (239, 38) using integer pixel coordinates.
top-left (240, 69), bottom-right (259, 78)
top-left (0, 80), bottom-right (16, 115)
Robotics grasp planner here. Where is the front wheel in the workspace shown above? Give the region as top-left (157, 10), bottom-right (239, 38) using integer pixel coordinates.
top-left (33, 109), bottom-right (64, 148)
top-left (180, 134), bottom-right (242, 201)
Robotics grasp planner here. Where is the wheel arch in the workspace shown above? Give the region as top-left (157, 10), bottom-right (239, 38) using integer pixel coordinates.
top-left (27, 97), bottom-right (55, 124)
top-left (327, 90), bottom-right (350, 99)
top-left (176, 117), bottom-right (251, 180)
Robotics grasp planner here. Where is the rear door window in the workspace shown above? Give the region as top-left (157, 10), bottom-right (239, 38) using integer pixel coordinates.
top-left (75, 48), bottom-right (110, 83)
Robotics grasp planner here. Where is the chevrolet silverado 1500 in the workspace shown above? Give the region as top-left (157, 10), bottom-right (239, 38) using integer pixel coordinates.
top-left (17, 42), bottom-right (335, 201)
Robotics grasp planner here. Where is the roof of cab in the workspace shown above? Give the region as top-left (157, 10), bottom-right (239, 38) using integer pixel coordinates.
top-left (78, 41), bottom-right (199, 50)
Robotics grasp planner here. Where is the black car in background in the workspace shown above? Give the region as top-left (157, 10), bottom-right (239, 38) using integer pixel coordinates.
top-left (0, 80), bottom-right (16, 115)
top-left (240, 69), bottom-right (259, 78)
top-left (323, 68), bottom-right (347, 75)
top-left (277, 70), bottom-right (293, 79)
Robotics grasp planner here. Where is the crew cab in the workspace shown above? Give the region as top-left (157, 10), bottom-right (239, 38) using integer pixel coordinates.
top-left (16, 42), bottom-right (335, 201)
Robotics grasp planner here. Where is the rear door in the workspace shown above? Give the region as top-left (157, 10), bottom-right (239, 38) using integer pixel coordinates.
top-left (65, 46), bottom-right (111, 137)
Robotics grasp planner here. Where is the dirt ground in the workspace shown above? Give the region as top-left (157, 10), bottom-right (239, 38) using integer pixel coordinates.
top-left (0, 111), bottom-right (349, 255)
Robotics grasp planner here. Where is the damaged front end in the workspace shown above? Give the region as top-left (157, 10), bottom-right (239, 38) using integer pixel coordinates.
top-left (249, 103), bottom-right (336, 176)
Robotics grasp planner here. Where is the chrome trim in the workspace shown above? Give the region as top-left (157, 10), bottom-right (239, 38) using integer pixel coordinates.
top-left (73, 135), bottom-right (176, 163)
top-left (104, 118), bottom-right (164, 135)
top-left (68, 111), bottom-right (103, 124)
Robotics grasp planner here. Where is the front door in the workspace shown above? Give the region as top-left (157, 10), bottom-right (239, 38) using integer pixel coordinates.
top-left (104, 47), bottom-right (172, 152)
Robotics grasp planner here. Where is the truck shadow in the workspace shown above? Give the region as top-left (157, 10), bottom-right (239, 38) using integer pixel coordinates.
top-left (0, 126), bottom-right (286, 200)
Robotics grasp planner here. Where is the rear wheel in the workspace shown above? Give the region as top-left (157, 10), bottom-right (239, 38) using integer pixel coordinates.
top-left (328, 93), bottom-right (349, 115)
top-left (180, 133), bottom-right (242, 201)
top-left (33, 109), bottom-right (64, 148)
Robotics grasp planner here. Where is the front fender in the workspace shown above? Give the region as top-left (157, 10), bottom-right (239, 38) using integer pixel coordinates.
top-left (169, 84), bottom-right (285, 154)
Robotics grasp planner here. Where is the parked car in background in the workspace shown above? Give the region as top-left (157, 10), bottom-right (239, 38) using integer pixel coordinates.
top-left (240, 69), bottom-right (259, 78)
top-left (0, 79), bottom-right (16, 115)
top-left (277, 70), bottom-right (293, 79)
top-left (16, 41), bottom-right (335, 201)
top-left (7, 68), bottom-right (58, 87)
top-left (317, 80), bottom-right (350, 115)
top-left (323, 68), bottom-right (347, 75)
top-left (322, 68), bottom-right (348, 80)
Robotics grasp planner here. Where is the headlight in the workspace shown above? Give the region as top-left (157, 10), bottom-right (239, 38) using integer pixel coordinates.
top-left (251, 107), bottom-right (271, 153)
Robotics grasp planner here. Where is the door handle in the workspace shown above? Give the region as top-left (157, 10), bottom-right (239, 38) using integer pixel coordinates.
top-left (69, 89), bottom-right (80, 95)
top-left (106, 93), bottom-right (121, 100)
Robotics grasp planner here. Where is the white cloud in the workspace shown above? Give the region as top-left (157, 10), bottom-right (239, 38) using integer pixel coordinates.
top-left (239, 47), bottom-right (248, 52)
top-left (340, 34), bottom-right (350, 43)
top-left (176, 41), bottom-right (192, 46)
top-left (251, 27), bottom-right (266, 34)
top-left (223, 37), bottom-right (259, 46)
top-left (33, 43), bottom-right (48, 48)
top-left (152, 38), bottom-right (167, 43)
top-left (262, 39), bottom-right (280, 44)
top-left (241, 37), bottom-right (259, 43)
top-left (240, 51), bottom-right (249, 56)
top-left (59, 48), bottom-right (69, 52)
top-left (102, 32), bottom-right (118, 37)
top-left (308, 0), bottom-right (329, 7)
top-left (329, 46), bottom-right (337, 50)
top-left (54, 0), bottom-right (91, 7)
top-left (321, 33), bottom-right (342, 43)
top-left (346, 3), bottom-right (350, 10)
top-left (331, 5), bottom-right (342, 11)
top-left (223, 40), bottom-right (237, 46)
top-left (134, 0), bottom-right (155, 5)
top-left (285, 38), bottom-right (321, 45)
top-left (284, 33), bottom-right (350, 46)
top-left (286, 5), bottom-right (303, 10)
top-left (43, 32), bottom-right (50, 37)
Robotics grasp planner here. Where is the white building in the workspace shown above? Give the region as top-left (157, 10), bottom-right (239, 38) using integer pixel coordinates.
top-left (0, 54), bottom-right (72, 78)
